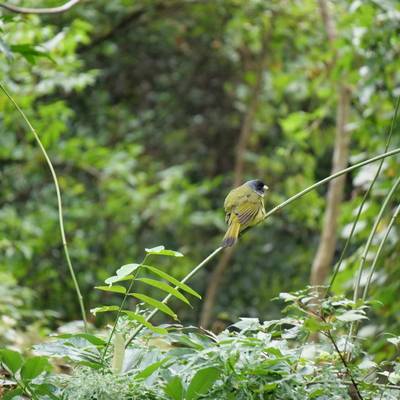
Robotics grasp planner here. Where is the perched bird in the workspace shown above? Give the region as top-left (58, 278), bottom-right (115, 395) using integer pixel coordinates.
top-left (222, 179), bottom-right (268, 247)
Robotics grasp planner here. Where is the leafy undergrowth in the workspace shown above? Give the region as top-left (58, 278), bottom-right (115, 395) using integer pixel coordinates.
top-left (1, 288), bottom-right (400, 399)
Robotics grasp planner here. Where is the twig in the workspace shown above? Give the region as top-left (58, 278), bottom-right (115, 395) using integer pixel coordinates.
top-left (262, 148), bottom-right (400, 221)
top-left (0, 81), bottom-right (88, 331)
top-left (353, 176), bottom-right (400, 301)
top-left (0, 0), bottom-right (81, 14)
top-left (327, 95), bottom-right (400, 294)
top-left (362, 203), bottom-right (400, 300)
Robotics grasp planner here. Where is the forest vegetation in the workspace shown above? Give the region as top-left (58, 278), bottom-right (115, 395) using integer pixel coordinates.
top-left (0, 0), bottom-right (400, 399)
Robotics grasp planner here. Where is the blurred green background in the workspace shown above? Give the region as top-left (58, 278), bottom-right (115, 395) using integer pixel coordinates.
top-left (0, 0), bottom-right (399, 357)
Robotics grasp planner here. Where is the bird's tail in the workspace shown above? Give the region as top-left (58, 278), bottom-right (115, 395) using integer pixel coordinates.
top-left (222, 221), bottom-right (241, 247)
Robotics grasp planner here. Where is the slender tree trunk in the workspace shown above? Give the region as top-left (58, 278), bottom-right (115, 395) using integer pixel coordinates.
top-left (310, 0), bottom-right (352, 287)
top-left (199, 34), bottom-right (269, 329)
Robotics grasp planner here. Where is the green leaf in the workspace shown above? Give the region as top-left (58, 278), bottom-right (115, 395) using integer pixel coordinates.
top-left (143, 265), bottom-right (201, 299)
top-left (95, 285), bottom-right (126, 294)
top-left (21, 356), bottom-right (51, 381)
top-left (130, 293), bottom-right (178, 320)
top-left (122, 311), bottom-right (168, 334)
top-left (135, 357), bottom-right (171, 380)
top-left (186, 367), bottom-right (220, 400)
top-left (137, 278), bottom-right (191, 305)
top-left (164, 375), bottom-right (184, 400)
top-left (10, 44), bottom-right (55, 64)
top-left (55, 333), bottom-right (106, 346)
top-left (145, 246), bottom-right (183, 257)
top-left (0, 349), bottom-right (24, 373)
top-left (303, 318), bottom-right (331, 333)
top-left (90, 305), bottom-right (120, 315)
top-left (105, 274), bottom-right (135, 285)
top-left (116, 263), bottom-right (140, 277)
top-left (3, 388), bottom-right (23, 400)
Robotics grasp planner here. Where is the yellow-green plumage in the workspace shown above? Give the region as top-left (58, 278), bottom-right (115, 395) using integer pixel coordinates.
top-left (222, 180), bottom-right (267, 247)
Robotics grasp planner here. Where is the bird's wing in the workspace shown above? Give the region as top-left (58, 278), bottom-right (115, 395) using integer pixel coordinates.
top-left (234, 192), bottom-right (262, 226)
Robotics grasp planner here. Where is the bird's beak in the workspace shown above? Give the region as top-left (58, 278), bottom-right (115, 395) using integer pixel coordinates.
top-left (263, 185), bottom-right (269, 191)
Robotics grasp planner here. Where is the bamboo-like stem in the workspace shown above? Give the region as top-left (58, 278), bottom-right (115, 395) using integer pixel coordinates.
top-left (327, 95), bottom-right (400, 294)
top-left (0, 82), bottom-right (88, 331)
top-left (362, 203), bottom-right (400, 300)
top-left (124, 147), bottom-right (400, 348)
top-left (353, 175), bottom-right (400, 301)
top-left (345, 176), bottom-right (400, 360)
top-left (125, 246), bottom-right (223, 348)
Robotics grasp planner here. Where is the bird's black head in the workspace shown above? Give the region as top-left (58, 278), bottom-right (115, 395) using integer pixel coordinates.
top-left (246, 179), bottom-right (269, 195)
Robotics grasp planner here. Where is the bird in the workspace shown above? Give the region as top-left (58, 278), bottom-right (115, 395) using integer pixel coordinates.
top-left (222, 179), bottom-right (268, 247)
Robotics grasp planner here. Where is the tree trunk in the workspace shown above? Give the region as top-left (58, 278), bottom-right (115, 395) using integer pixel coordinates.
top-left (199, 33), bottom-right (269, 329)
top-left (310, 0), bottom-right (352, 287)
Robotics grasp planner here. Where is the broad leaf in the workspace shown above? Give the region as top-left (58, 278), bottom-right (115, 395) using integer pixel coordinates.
top-left (135, 357), bottom-right (171, 380)
top-left (337, 310), bottom-right (368, 322)
top-left (145, 246), bottom-right (183, 257)
top-left (95, 285), bottom-right (126, 294)
top-left (186, 366), bottom-right (221, 400)
top-left (164, 375), bottom-right (184, 400)
top-left (21, 356), bottom-right (51, 381)
top-left (0, 349), bottom-right (24, 373)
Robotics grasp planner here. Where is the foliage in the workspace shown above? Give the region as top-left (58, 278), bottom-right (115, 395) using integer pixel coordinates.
top-left (2, 286), bottom-right (400, 399)
top-left (1, 0), bottom-right (400, 399)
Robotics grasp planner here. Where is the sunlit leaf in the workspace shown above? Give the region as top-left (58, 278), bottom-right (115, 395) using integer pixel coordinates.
top-left (95, 285), bottom-right (126, 294)
top-left (90, 305), bottom-right (119, 315)
top-left (145, 246), bottom-right (183, 257)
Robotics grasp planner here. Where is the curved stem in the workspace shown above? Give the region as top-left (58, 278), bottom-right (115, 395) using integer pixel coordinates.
top-left (327, 95), bottom-right (400, 294)
top-left (346, 176), bottom-right (400, 360)
top-left (362, 203), bottom-right (400, 301)
top-left (353, 176), bottom-right (400, 301)
top-left (0, 82), bottom-right (88, 331)
top-left (262, 148), bottom-right (400, 221)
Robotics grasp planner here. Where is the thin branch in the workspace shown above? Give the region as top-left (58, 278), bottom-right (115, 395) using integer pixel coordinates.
top-left (124, 147), bottom-right (400, 348)
top-left (353, 175), bottom-right (400, 300)
top-left (0, 81), bottom-right (88, 331)
top-left (0, 0), bottom-right (81, 14)
top-left (362, 203), bottom-right (400, 300)
top-left (326, 330), bottom-right (363, 400)
top-left (327, 94), bottom-right (400, 294)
